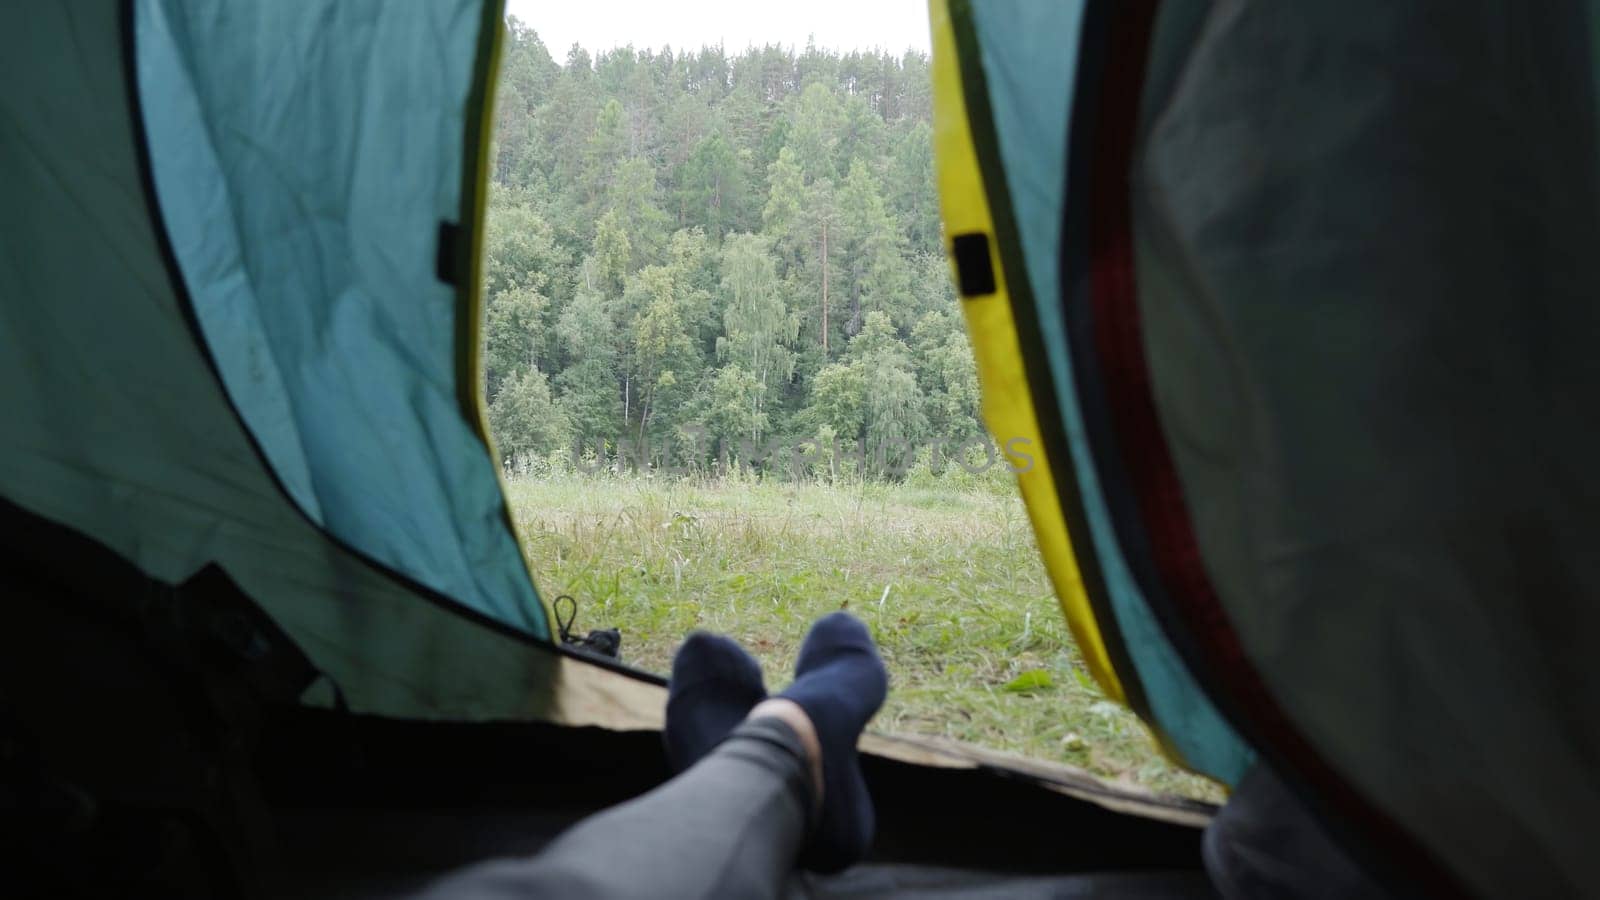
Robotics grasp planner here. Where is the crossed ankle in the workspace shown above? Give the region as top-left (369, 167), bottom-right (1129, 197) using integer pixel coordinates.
top-left (747, 698), bottom-right (825, 811)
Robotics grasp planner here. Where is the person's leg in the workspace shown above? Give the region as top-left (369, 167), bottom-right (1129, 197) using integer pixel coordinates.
top-left (414, 715), bottom-right (812, 900)
top-left (413, 614), bottom-right (887, 900)
top-left (774, 612), bottom-right (888, 872)
top-left (664, 632), bottom-right (770, 770)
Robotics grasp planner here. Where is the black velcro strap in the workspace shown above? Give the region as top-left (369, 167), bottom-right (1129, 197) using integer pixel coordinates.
top-left (951, 232), bottom-right (997, 298)
top-left (436, 220), bottom-right (463, 286)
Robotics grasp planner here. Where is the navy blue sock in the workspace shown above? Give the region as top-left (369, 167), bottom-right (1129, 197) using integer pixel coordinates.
top-left (664, 632), bottom-right (767, 772)
top-left (777, 612), bottom-right (888, 873)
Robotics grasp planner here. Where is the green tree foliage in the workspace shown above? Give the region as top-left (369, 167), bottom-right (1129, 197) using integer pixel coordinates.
top-left (801, 363), bottom-right (865, 441)
top-left (890, 122), bottom-right (942, 252)
top-left (912, 311), bottom-right (982, 440)
top-left (485, 285), bottom-right (549, 397)
top-left (761, 147), bottom-right (808, 268)
top-left (484, 191), bottom-right (562, 299)
top-left (839, 159), bottom-right (911, 331)
top-left (703, 364), bottom-right (767, 449)
top-left (553, 286), bottom-right (621, 441)
top-left (604, 158), bottom-right (671, 270)
top-left (483, 25), bottom-right (980, 476)
top-left (786, 83), bottom-right (845, 182)
top-left (847, 311), bottom-right (928, 467)
top-left (582, 98), bottom-right (628, 207)
top-left (489, 366), bottom-right (572, 463)
top-left (717, 234), bottom-right (797, 430)
top-left (676, 132), bottom-right (748, 239)
top-left (589, 210), bottom-right (632, 298)
top-left (626, 264), bottom-right (699, 446)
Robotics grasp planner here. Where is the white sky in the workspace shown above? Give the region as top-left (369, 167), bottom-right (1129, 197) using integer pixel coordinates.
top-left (503, 0), bottom-right (932, 58)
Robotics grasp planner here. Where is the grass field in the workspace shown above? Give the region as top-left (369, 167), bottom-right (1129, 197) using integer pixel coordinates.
top-left (505, 472), bottom-right (1221, 802)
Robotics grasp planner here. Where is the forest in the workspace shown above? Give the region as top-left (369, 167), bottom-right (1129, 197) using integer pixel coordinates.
top-left (481, 19), bottom-right (981, 475)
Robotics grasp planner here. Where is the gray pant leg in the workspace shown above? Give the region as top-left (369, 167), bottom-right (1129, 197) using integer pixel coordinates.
top-left (1203, 764), bottom-right (1388, 900)
top-left (414, 718), bottom-right (812, 900)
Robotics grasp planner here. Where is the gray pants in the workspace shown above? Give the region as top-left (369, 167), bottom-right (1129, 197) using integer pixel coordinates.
top-left (414, 717), bottom-right (811, 900)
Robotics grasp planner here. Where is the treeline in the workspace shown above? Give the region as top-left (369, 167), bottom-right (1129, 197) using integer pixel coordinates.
top-left (483, 19), bottom-right (979, 475)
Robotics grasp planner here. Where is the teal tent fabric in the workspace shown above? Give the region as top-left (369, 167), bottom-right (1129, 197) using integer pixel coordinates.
top-left (134, 0), bottom-right (546, 637)
top-left (0, 0), bottom-right (556, 718)
top-left (966, 0), bottom-right (1252, 785)
top-left (1134, 2), bottom-right (1600, 895)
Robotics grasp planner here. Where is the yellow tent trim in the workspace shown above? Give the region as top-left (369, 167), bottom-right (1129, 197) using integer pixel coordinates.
top-left (928, 0), bottom-right (1126, 706)
top-left (458, 6), bottom-right (551, 625)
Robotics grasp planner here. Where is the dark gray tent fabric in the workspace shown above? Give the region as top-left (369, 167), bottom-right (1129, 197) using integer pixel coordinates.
top-left (0, 0), bottom-right (555, 722)
top-left (1135, 2), bottom-right (1600, 895)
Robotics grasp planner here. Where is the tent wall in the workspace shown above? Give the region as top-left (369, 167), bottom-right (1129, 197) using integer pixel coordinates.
top-left (1133, 2), bottom-right (1600, 895)
top-left (927, 0), bottom-right (1133, 717)
top-left (133, 0), bottom-right (547, 637)
top-left (938, 0), bottom-right (1600, 895)
top-left (0, 0), bottom-right (555, 723)
top-left (934, 0), bottom-right (1253, 788)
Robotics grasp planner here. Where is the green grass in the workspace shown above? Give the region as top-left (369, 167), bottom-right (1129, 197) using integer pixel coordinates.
top-left (505, 472), bottom-right (1222, 802)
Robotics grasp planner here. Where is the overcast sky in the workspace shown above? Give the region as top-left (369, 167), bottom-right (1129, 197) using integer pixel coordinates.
top-left (503, 0), bottom-right (932, 58)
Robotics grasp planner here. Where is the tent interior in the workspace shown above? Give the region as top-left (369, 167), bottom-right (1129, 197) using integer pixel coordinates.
top-left (1, 1), bottom-right (1214, 895)
top-left (6, 0), bottom-right (1600, 897)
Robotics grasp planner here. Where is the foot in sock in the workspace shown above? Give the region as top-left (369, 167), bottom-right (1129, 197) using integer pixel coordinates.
top-left (664, 632), bottom-right (768, 772)
top-left (776, 612), bottom-right (889, 873)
